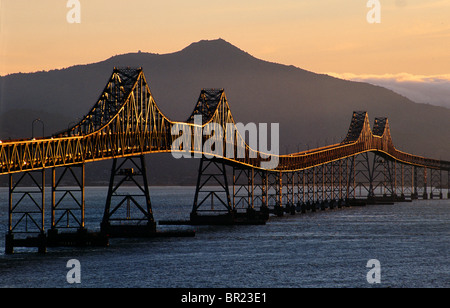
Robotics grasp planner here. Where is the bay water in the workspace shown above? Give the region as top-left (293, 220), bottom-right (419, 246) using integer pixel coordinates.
top-left (0, 186), bottom-right (448, 288)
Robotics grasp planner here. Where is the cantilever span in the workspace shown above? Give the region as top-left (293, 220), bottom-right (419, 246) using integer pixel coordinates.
top-left (276, 111), bottom-right (450, 172)
top-left (0, 67), bottom-right (449, 175)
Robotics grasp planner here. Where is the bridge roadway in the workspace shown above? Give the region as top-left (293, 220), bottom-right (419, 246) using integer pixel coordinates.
top-left (1, 67), bottom-right (449, 253)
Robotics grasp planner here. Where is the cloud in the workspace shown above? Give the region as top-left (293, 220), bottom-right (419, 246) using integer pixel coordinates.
top-left (326, 72), bottom-right (450, 109)
top-left (387, 0), bottom-right (450, 10)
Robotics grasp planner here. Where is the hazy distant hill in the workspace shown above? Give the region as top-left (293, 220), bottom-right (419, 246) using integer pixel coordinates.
top-left (1, 39), bottom-right (449, 185)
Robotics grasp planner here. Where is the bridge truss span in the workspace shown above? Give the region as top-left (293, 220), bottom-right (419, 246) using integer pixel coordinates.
top-left (1, 67), bottom-right (449, 253)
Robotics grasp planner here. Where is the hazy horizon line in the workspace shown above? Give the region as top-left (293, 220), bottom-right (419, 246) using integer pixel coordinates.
top-left (326, 72), bottom-right (450, 109)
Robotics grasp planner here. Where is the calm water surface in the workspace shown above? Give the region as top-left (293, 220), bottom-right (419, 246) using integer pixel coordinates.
top-left (0, 186), bottom-right (448, 288)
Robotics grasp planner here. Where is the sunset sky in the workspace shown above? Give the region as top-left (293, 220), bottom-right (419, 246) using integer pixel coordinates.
top-left (1, 0), bottom-right (450, 105)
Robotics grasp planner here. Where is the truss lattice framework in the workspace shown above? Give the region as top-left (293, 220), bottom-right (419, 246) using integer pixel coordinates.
top-left (1, 67), bottom-right (449, 176)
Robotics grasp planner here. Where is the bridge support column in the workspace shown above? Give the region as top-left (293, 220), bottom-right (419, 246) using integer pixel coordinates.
top-left (295, 170), bottom-right (305, 213)
top-left (275, 172), bottom-right (283, 216)
top-left (47, 164), bottom-right (108, 247)
top-left (305, 167), bottom-right (315, 211)
top-left (331, 161), bottom-right (341, 208)
top-left (347, 156), bottom-right (356, 202)
top-left (347, 153), bottom-right (372, 205)
top-left (423, 168), bottom-right (428, 200)
top-left (315, 164), bottom-right (325, 210)
top-left (371, 155), bottom-right (395, 203)
top-left (413, 166), bottom-right (428, 200)
top-left (413, 166), bottom-right (419, 199)
top-left (252, 169), bottom-right (270, 219)
top-left (397, 163), bottom-right (413, 201)
top-left (190, 157), bottom-right (266, 225)
top-left (265, 172), bottom-right (282, 216)
top-left (448, 171), bottom-right (450, 199)
top-left (190, 157), bottom-right (232, 223)
top-left (342, 157), bottom-right (351, 206)
top-left (285, 172), bottom-right (295, 215)
top-left (6, 170), bottom-right (46, 254)
top-left (232, 167), bottom-right (252, 212)
top-left (404, 164), bottom-right (414, 200)
top-left (50, 165), bottom-right (85, 232)
top-left (430, 169), bottom-right (442, 199)
top-left (266, 172), bottom-right (275, 210)
top-left (339, 158), bottom-right (349, 207)
top-left (399, 163), bottom-right (404, 199)
top-left (324, 162), bottom-right (335, 209)
top-left (259, 170), bottom-right (269, 212)
top-left (232, 167), bottom-right (270, 222)
top-left (101, 155), bottom-right (156, 237)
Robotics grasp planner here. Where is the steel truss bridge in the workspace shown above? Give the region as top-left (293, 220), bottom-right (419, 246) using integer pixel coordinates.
top-left (1, 67), bottom-right (449, 253)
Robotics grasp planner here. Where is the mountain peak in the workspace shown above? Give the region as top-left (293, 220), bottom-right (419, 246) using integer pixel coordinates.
top-left (178, 38), bottom-right (253, 59)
